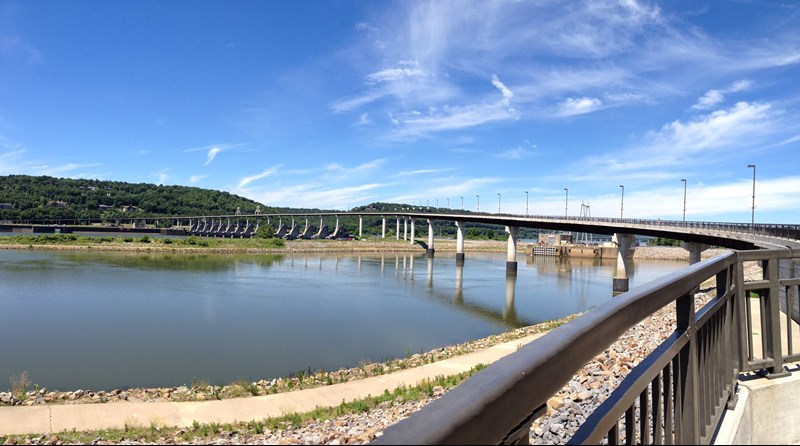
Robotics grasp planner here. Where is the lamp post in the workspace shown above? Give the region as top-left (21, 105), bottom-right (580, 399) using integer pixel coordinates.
top-left (748, 164), bottom-right (756, 228)
top-left (564, 188), bottom-right (568, 217)
top-left (525, 191), bottom-right (529, 217)
top-left (460, 196), bottom-right (463, 210)
top-left (476, 195), bottom-right (480, 212)
top-left (447, 198), bottom-right (450, 209)
top-left (681, 179), bottom-right (687, 222)
top-left (497, 193), bottom-right (501, 213)
top-left (619, 185), bottom-right (624, 219)
top-left (436, 198), bottom-right (438, 208)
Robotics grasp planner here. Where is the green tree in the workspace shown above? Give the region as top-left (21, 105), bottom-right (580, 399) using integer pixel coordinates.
top-left (255, 224), bottom-right (275, 239)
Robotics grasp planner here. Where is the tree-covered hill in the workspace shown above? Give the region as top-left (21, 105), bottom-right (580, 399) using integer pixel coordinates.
top-left (0, 175), bottom-right (273, 221)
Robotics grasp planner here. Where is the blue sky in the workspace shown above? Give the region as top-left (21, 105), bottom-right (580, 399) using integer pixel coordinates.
top-left (1, 0), bottom-right (799, 223)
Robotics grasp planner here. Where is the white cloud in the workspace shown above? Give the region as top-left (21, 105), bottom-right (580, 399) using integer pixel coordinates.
top-left (691, 79), bottom-right (753, 110)
top-left (394, 167), bottom-right (457, 177)
top-left (366, 67), bottom-right (427, 84)
top-left (205, 147), bottom-right (221, 165)
top-left (188, 175), bottom-right (206, 184)
top-left (656, 101), bottom-right (774, 152)
top-left (0, 37), bottom-right (44, 64)
top-left (237, 165), bottom-right (282, 190)
top-left (355, 113), bottom-right (371, 126)
top-left (558, 97), bottom-right (603, 116)
top-left (243, 182), bottom-right (387, 210)
top-left (729, 79), bottom-right (752, 92)
top-left (491, 75), bottom-right (514, 104)
top-left (692, 89), bottom-right (725, 110)
top-left (496, 146), bottom-right (532, 160)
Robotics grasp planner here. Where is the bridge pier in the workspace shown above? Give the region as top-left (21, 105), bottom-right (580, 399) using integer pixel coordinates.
top-left (410, 218), bottom-right (415, 245)
top-left (455, 221), bottom-right (465, 265)
top-left (403, 217), bottom-right (408, 241)
top-left (613, 233), bottom-right (636, 294)
top-left (681, 241), bottom-right (710, 265)
top-left (396, 216), bottom-right (400, 240)
top-left (358, 216), bottom-right (363, 239)
top-left (506, 226), bottom-right (519, 275)
top-left (427, 219), bottom-right (435, 257)
top-left (382, 216), bottom-right (386, 239)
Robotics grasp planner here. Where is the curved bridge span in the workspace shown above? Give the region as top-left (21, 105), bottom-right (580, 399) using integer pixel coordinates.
top-left (172, 211), bottom-right (800, 250)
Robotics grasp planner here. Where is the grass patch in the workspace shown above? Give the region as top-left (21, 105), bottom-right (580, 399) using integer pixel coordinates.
top-left (0, 365), bottom-right (487, 445)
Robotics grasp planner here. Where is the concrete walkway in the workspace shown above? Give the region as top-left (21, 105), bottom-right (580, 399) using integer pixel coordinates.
top-left (0, 333), bottom-right (546, 436)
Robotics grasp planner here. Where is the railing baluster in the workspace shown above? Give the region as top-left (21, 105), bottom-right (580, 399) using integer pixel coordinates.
top-left (640, 387), bottom-right (651, 445)
top-left (653, 372), bottom-right (663, 445)
top-left (609, 421), bottom-right (620, 445)
top-left (625, 406), bottom-right (635, 445)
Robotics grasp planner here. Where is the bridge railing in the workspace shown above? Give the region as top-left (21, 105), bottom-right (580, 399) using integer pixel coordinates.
top-left (372, 248), bottom-right (800, 445)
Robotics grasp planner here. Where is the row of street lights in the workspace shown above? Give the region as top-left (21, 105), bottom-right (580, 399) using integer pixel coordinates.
top-left (419, 164), bottom-right (757, 223)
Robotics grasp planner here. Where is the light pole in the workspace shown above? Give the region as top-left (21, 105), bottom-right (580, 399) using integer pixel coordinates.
top-left (619, 185), bottom-right (624, 219)
top-left (564, 188), bottom-right (568, 217)
top-left (476, 195), bottom-right (480, 212)
top-left (497, 193), bottom-right (501, 213)
top-left (447, 198), bottom-right (449, 209)
top-left (436, 198), bottom-right (438, 208)
top-left (681, 179), bottom-right (687, 222)
top-left (525, 191), bottom-right (529, 217)
top-left (748, 164), bottom-right (756, 228)
top-left (460, 196), bottom-right (463, 210)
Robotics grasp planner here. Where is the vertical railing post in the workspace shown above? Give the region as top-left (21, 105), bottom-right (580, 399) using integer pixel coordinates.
top-left (676, 292), bottom-right (700, 444)
top-left (764, 258), bottom-right (790, 378)
top-left (722, 264), bottom-right (740, 408)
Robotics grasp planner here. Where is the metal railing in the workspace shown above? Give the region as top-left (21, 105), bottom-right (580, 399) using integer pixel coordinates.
top-left (373, 248), bottom-right (800, 445)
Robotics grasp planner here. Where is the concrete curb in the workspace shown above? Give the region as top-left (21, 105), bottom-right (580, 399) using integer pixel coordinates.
top-left (0, 333), bottom-right (545, 436)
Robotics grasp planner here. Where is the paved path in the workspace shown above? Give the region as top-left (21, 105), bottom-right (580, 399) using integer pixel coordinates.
top-left (0, 333), bottom-right (546, 436)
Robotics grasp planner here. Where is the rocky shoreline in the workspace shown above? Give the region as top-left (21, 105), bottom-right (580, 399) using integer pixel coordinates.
top-left (1, 246), bottom-right (738, 445)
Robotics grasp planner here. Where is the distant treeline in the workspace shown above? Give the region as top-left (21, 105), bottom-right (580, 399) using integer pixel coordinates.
top-left (0, 175), bottom-right (270, 221)
top-left (0, 175), bottom-right (545, 239)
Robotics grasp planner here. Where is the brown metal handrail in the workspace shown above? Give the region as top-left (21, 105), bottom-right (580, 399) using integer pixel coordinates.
top-left (373, 249), bottom-right (800, 445)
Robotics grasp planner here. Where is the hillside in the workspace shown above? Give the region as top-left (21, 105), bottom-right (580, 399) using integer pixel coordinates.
top-left (0, 175), bottom-right (272, 221)
top-left (0, 175), bottom-right (540, 239)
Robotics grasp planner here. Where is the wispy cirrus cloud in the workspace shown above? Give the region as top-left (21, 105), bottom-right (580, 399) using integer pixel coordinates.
top-left (0, 36), bottom-right (44, 65)
top-left (576, 100), bottom-right (780, 176)
top-left (183, 143), bottom-right (248, 166)
top-left (0, 147), bottom-right (101, 177)
top-left (394, 167), bottom-right (457, 177)
top-left (236, 164), bottom-right (282, 190)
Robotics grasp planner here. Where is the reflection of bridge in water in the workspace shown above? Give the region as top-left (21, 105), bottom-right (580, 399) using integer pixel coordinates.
top-left (9, 210), bottom-right (800, 295)
top-left (284, 253), bottom-right (534, 328)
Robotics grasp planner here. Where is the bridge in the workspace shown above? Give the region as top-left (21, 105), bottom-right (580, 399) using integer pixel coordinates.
top-left (6, 210), bottom-right (800, 443)
top-left (18, 209), bottom-right (796, 294)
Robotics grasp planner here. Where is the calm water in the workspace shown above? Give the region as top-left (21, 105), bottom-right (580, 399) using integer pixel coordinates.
top-left (0, 249), bottom-right (687, 391)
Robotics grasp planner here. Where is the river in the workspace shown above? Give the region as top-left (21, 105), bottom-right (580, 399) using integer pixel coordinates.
top-left (0, 249), bottom-right (687, 391)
